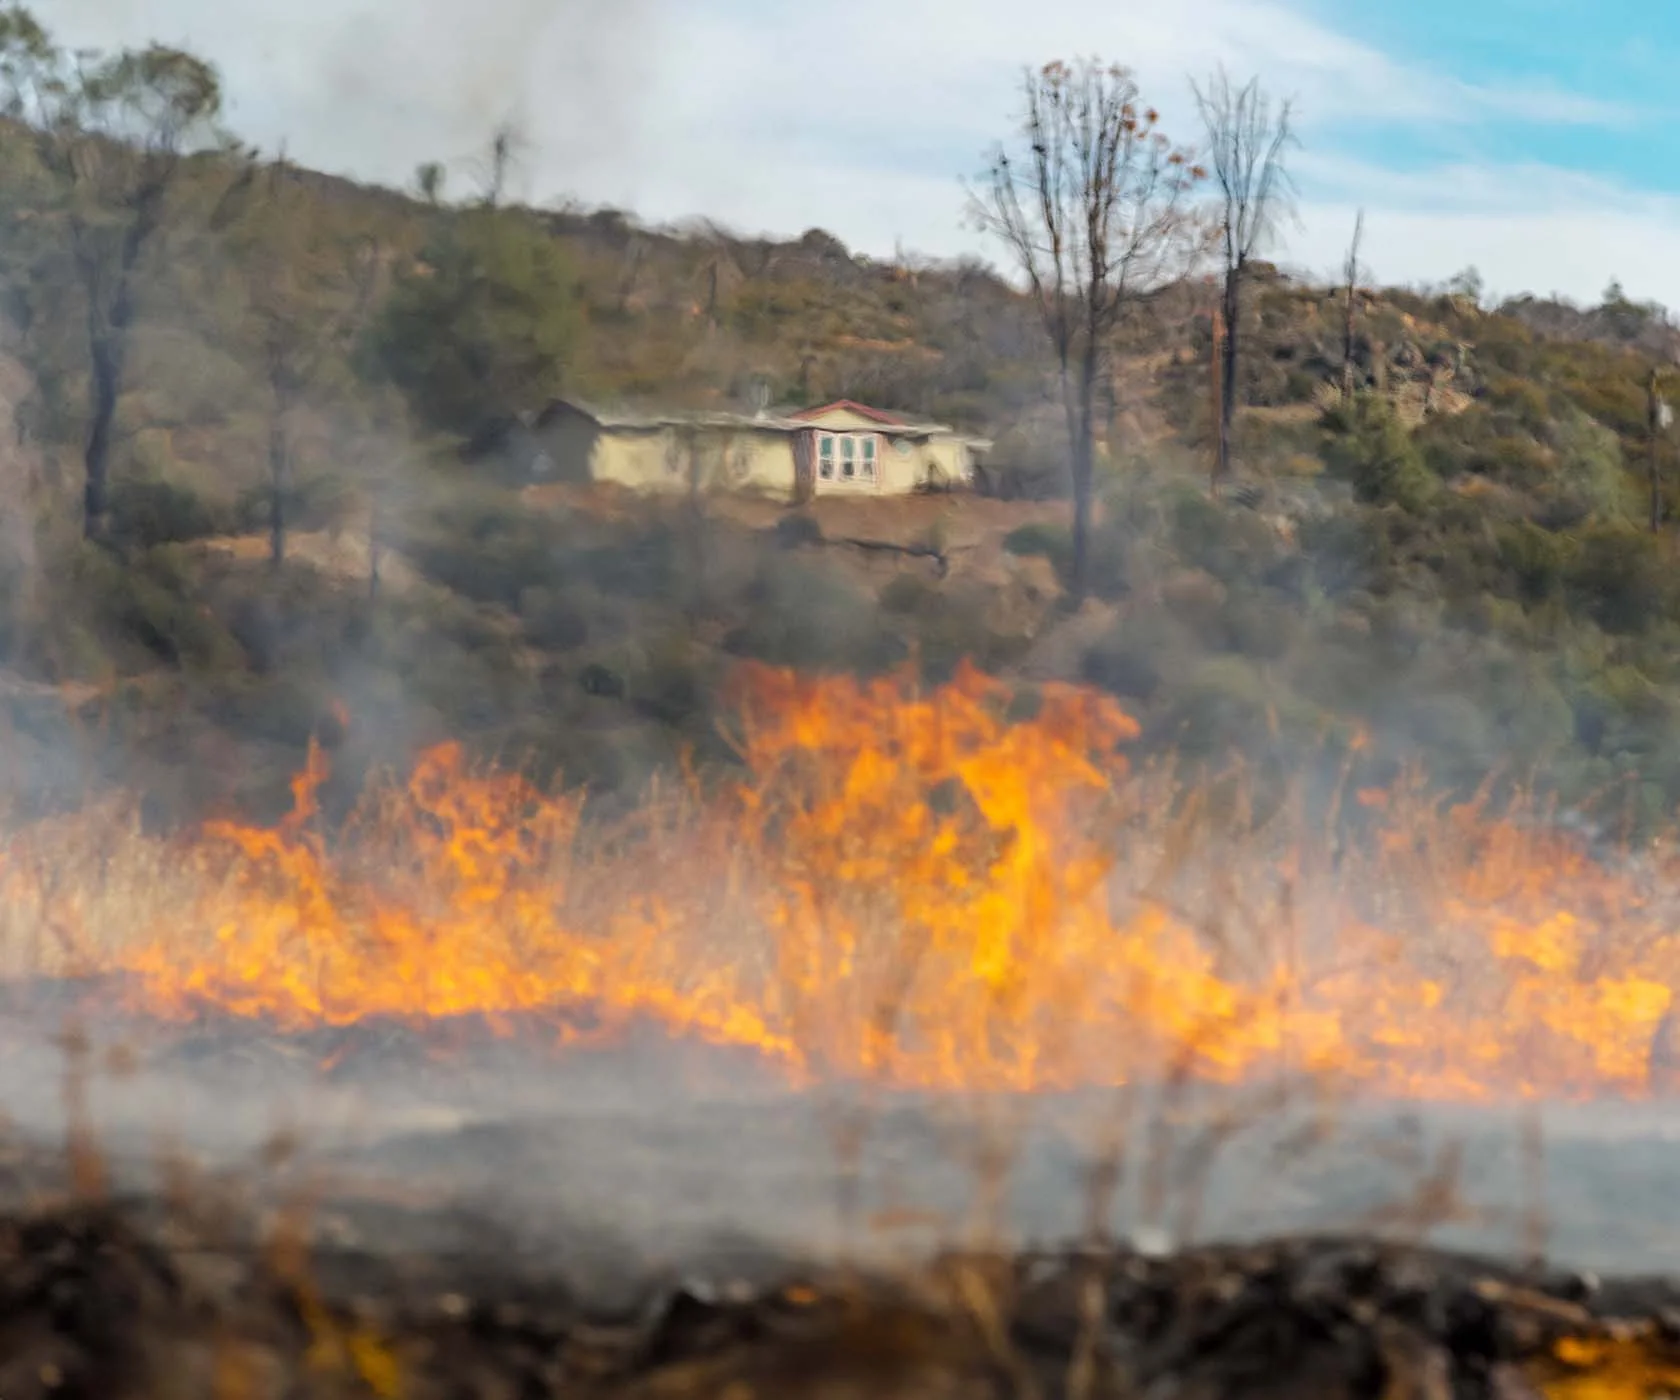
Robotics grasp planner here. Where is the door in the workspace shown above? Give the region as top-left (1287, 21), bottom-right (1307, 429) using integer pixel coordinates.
top-left (792, 428), bottom-right (816, 503)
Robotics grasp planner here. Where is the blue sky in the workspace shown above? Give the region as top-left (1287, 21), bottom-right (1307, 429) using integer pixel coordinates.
top-left (1301, 0), bottom-right (1673, 189)
top-left (51, 0), bottom-right (1680, 307)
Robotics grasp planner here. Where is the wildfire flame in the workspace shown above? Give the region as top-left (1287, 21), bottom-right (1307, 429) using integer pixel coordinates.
top-left (4, 661), bottom-right (1680, 1100)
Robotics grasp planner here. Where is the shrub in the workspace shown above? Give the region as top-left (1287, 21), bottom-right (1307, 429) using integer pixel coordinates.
top-left (1003, 521), bottom-right (1072, 576)
top-left (106, 477), bottom-right (225, 549)
top-left (1322, 394), bottom-right (1439, 512)
top-left (1547, 407), bottom-right (1634, 522)
top-left (69, 545), bottom-right (245, 672)
top-left (723, 553), bottom-right (903, 672)
top-left (1080, 622), bottom-right (1166, 701)
top-left (1566, 523), bottom-right (1670, 633)
top-left (1166, 655), bottom-right (1317, 758)
top-left (1496, 521), bottom-right (1574, 603)
top-left (518, 586), bottom-right (591, 650)
top-left (773, 512), bottom-right (823, 548)
top-left (879, 572), bottom-right (936, 616)
top-left (629, 631), bottom-right (714, 728)
top-left (1167, 490), bottom-right (1282, 587)
top-left (410, 491), bottom-right (556, 607)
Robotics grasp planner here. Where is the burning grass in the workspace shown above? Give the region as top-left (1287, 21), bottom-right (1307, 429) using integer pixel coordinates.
top-left (3, 661), bottom-right (1680, 1100)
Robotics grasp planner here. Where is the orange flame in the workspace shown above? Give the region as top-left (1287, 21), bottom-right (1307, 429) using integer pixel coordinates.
top-left (5, 661), bottom-right (1680, 1100)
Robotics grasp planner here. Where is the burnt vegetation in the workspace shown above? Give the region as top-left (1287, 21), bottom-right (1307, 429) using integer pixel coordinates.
top-left (0, 12), bottom-right (1672, 834)
top-left (1, 1190), bottom-right (1678, 1400)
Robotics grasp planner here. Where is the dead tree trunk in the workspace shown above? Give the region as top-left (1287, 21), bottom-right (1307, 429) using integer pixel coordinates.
top-left (1209, 304), bottom-right (1227, 495)
top-left (1648, 366), bottom-right (1664, 534)
top-left (82, 338), bottom-right (121, 541)
top-left (1216, 265), bottom-right (1239, 484)
top-left (266, 348), bottom-right (294, 570)
top-left (369, 493), bottom-right (383, 601)
top-left (1341, 210), bottom-right (1364, 403)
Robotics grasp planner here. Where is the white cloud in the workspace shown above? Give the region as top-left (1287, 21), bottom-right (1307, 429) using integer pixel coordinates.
top-left (45, 0), bottom-right (1664, 304)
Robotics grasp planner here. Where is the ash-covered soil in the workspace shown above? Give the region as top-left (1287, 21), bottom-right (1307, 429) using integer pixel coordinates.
top-left (7, 994), bottom-right (1680, 1393)
top-left (1, 1179), bottom-right (1679, 1398)
top-left (6, 992), bottom-right (1680, 1282)
top-left (6, 1030), bottom-right (1680, 1269)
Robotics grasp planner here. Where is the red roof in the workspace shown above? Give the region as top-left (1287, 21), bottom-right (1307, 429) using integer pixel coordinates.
top-left (788, 399), bottom-right (906, 426)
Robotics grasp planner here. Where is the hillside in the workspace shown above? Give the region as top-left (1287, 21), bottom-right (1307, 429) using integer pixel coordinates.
top-left (3, 36), bottom-right (1680, 833)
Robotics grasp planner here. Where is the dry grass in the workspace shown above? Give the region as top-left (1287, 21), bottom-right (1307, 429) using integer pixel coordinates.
top-left (3, 671), bottom-right (1679, 1101)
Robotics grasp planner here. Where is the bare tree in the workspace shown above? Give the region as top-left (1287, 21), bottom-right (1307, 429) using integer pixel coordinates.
top-left (1192, 68), bottom-right (1296, 486)
top-left (217, 151), bottom-right (382, 568)
top-left (480, 120), bottom-right (530, 209)
top-left (0, 8), bottom-right (226, 540)
top-left (1341, 209), bottom-right (1365, 402)
top-left (972, 60), bottom-right (1202, 598)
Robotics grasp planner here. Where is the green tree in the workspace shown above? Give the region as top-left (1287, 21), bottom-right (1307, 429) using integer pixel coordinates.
top-left (363, 206), bottom-right (579, 438)
top-left (0, 6), bottom-right (226, 540)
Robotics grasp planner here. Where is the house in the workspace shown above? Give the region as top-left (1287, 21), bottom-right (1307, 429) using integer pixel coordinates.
top-left (511, 398), bottom-right (991, 500)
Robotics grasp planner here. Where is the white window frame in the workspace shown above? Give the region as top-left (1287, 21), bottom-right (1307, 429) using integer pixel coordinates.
top-left (814, 431), bottom-right (879, 489)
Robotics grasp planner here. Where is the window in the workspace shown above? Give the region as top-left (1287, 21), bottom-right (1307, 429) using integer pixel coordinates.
top-left (815, 432), bottom-right (878, 485)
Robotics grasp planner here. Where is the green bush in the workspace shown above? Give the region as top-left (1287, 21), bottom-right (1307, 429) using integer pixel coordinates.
top-left (1546, 408), bottom-right (1634, 523)
top-left (1166, 656), bottom-right (1319, 758)
top-left (69, 545), bottom-right (245, 672)
top-left (106, 477), bottom-right (225, 549)
top-left (629, 631), bottom-right (715, 728)
top-left (879, 572), bottom-right (936, 616)
top-left (1003, 521), bottom-right (1072, 571)
top-left (1322, 394), bottom-right (1439, 512)
top-left (1496, 521), bottom-right (1574, 602)
top-left (517, 586), bottom-right (591, 650)
top-left (773, 512), bottom-right (824, 548)
top-left (913, 592), bottom-right (1030, 683)
top-left (723, 553), bottom-right (903, 672)
top-left (1566, 523), bottom-right (1670, 633)
top-left (1168, 489), bottom-right (1283, 587)
top-left (1080, 621), bottom-right (1166, 701)
top-left (409, 490), bottom-right (558, 607)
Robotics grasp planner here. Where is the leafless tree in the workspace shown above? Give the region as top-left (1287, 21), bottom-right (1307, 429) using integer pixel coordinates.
top-left (216, 151), bottom-right (382, 568)
top-left (1191, 67), bottom-right (1296, 486)
top-left (1342, 209), bottom-right (1365, 401)
top-left (971, 59), bottom-right (1203, 597)
top-left (480, 119), bottom-right (531, 209)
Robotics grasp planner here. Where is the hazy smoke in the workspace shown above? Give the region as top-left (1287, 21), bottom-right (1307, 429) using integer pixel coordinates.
top-left (53, 0), bottom-right (663, 204)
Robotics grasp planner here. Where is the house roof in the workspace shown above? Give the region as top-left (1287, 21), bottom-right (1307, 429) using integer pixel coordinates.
top-left (537, 396), bottom-right (989, 446)
top-left (788, 399), bottom-right (907, 426)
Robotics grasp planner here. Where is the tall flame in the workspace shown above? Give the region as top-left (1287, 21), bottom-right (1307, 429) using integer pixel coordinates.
top-left (4, 661), bottom-right (1680, 1100)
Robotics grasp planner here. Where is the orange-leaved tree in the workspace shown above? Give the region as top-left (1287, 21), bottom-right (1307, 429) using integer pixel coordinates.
top-left (971, 59), bottom-right (1203, 598)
